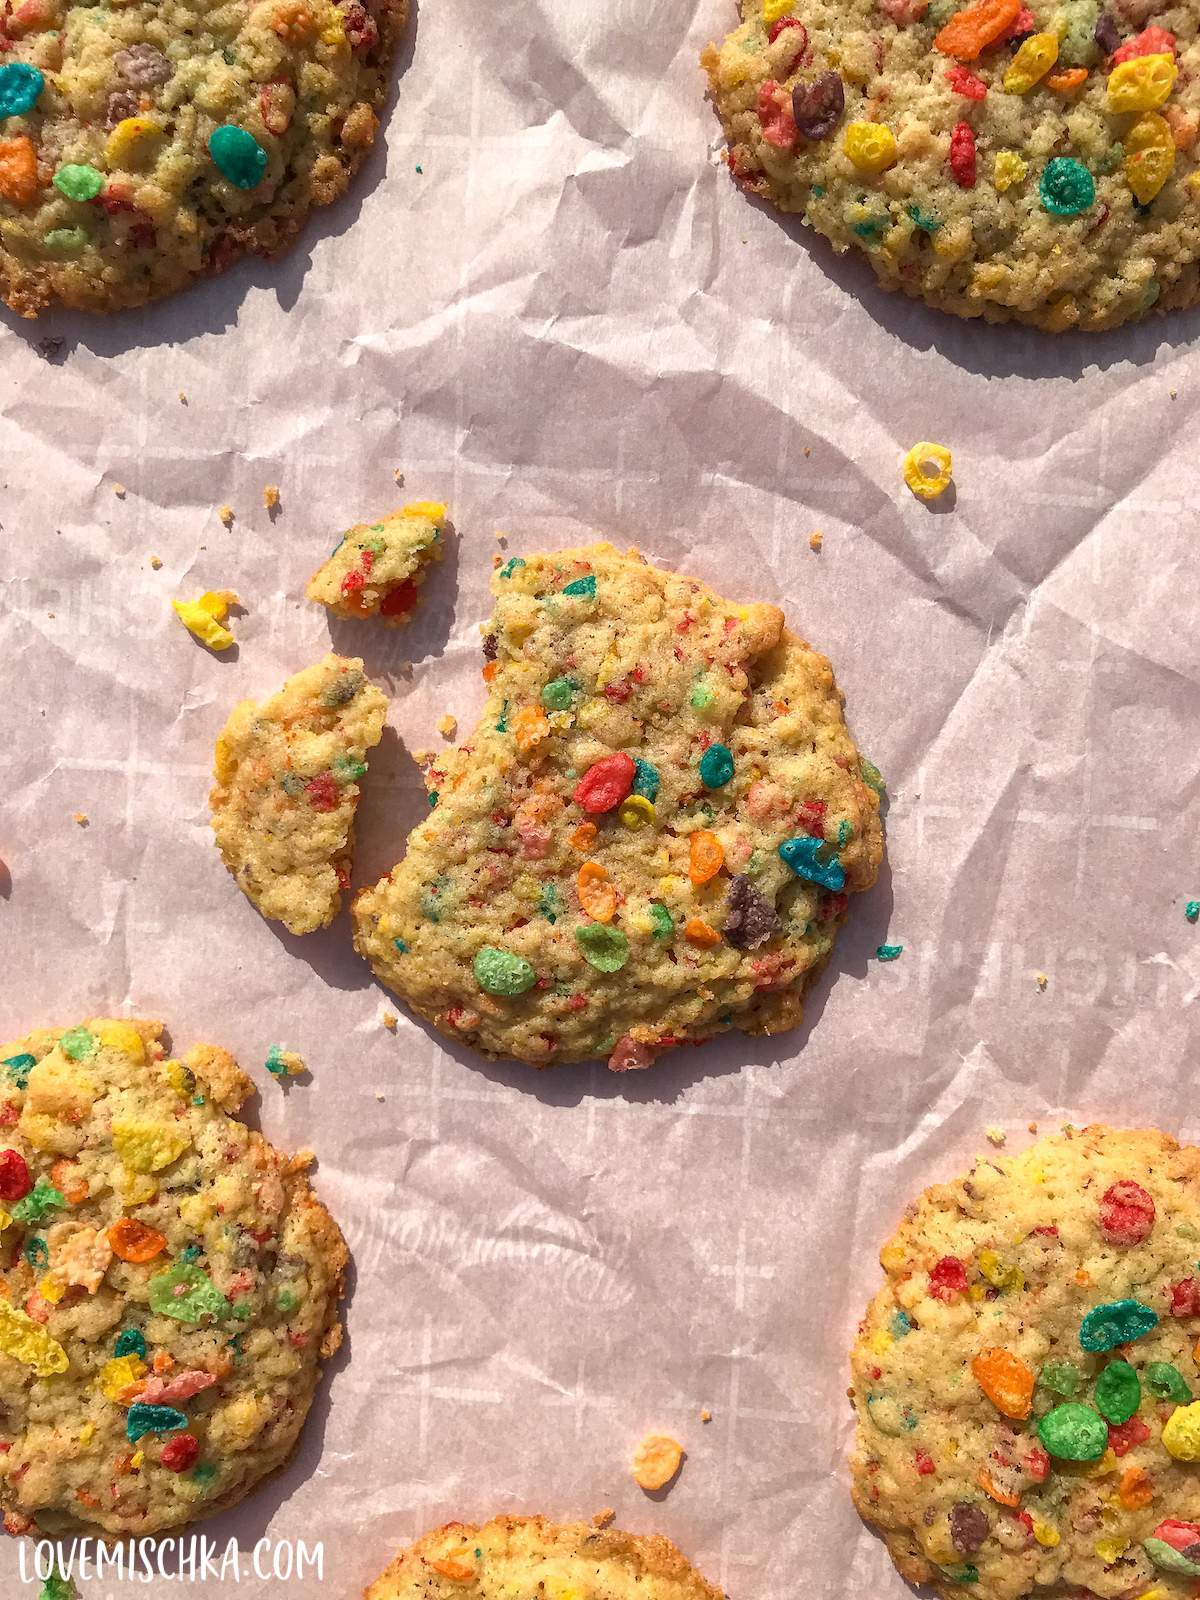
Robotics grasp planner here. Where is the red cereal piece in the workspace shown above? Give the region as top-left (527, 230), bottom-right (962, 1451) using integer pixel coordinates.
top-left (1098, 1180), bottom-right (1156, 1245)
top-left (1023, 1445), bottom-right (1050, 1481)
top-left (1169, 1278), bottom-right (1200, 1318)
top-left (573, 752), bottom-right (635, 814)
top-left (159, 1434), bottom-right (200, 1473)
top-left (379, 578), bottom-right (418, 617)
top-left (1112, 25), bottom-right (1176, 63)
top-left (950, 121), bottom-right (977, 187)
top-left (757, 81), bottom-right (798, 150)
top-left (945, 66), bottom-right (988, 100)
top-left (1107, 1416), bottom-right (1151, 1457)
top-left (0, 1149), bottom-right (31, 1203)
top-left (914, 1449), bottom-right (936, 1476)
top-left (929, 1256), bottom-right (969, 1301)
top-left (768, 17), bottom-right (807, 47)
top-left (304, 772), bottom-right (340, 812)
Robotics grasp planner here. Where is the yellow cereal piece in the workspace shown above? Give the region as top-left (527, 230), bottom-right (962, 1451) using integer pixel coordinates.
top-left (402, 501), bottom-right (446, 520)
top-left (1125, 113), bottom-right (1176, 204)
top-left (762, 0), bottom-right (794, 22)
top-left (1083, 1447), bottom-right (1118, 1477)
top-left (98, 1354), bottom-right (147, 1401)
top-left (111, 1117), bottom-right (191, 1174)
top-left (1163, 1399), bottom-right (1200, 1459)
top-left (0, 1211), bottom-right (11, 1232)
top-left (631, 1433), bottom-right (684, 1492)
top-left (869, 1328), bottom-right (893, 1354)
top-left (37, 1275), bottom-right (64, 1304)
top-left (1003, 33), bottom-right (1059, 94)
top-left (993, 151), bottom-right (1028, 192)
top-left (618, 796), bottom-right (656, 831)
top-left (1134, 1590), bottom-right (1168, 1600)
top-left (1095, 1536), bottom-right (1129, 1564)
top-left (903, 442), bottom-right (953, 500)
top-left (844, 121), bottom-right (898, 174)
top-left (104, 115), bottom-right (161, 169)
top-left (95, 1021), bottom-right (146, 1063)
top-left (0, 1300), bottom-right (69, 1377)
top-left (131, 1449), bottom-right (144, 1468)
top-left (1033, 1520), bottom-right (1060, 1547)
top-left (172, 591), bottom-right (239, 652)
top-left (1107, 54), bottom-right (1178, 114)
top-left (320, 7), bottom-right (345, 44)
top-left (78, 1422), bottom-right (95, 1446)
top-left (164, 1059), bottom-right (191, 1097)
top-left (118, 1170), bottom-right (158, 1205)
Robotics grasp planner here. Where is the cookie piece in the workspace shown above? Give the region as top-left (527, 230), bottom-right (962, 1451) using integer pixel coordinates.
top-left (364, 1514), bottom-right (723, 1600)
top-left (352, 543), bottom-right (882, 1069)
top-left (305, 502), bottom-right (447, 625)
top-left (0, 1018), bottom-right (346, 1538)
top-left (0, 0), bottom-right (406, 317)
top-left (850, 1125), bottom-right (1200, 1600)
top-left (704, 2), bottom-right (1200, 331)
top-left (210, 654), bottom-right (387, 936)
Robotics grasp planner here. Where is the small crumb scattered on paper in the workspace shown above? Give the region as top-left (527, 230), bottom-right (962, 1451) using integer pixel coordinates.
top-left (218, 504), bottom-right (234, 527)
top-left (436, 714), bottom-right (456, 740)
top-left (382, 1012), bottom-right (398, 1033)
top-left (809, 530), bottom-right (823, 552)
top-left (112, 483), bottom-right (126, 499)
top-left (73, 813), bottom-right (88, 828)
top-left (149, 555), bottom-right (162, 570)
top-left (985, 1126), bottom-right (1006, 1147)
top-left (1036, 972), bottom-right (1048, 992)
top-left (263, 485), bottom-right (280, 511)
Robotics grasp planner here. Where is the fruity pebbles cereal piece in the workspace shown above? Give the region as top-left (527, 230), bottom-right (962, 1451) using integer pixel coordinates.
top-left (850, 1124), bottom-right (1200, 1600)
top-left (0, 0), bottom-right (407, 316)
top-left (364, 1515), bottom-right (722, 1600)
top-left (210, 654), bottom-right (386, 936)
top-left (703, 1), bottom-right (1200, 332)
top-left (305, 502), bottom-right (448, 625)
top-left (352, 543), bottom-right (883, 1070)
top-left (0, 1018), bottom-right (346, 1537)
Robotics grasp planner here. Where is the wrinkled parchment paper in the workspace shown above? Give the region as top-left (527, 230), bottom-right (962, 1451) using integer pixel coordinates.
top-left (4, 0), bottom-right (1200, 1594)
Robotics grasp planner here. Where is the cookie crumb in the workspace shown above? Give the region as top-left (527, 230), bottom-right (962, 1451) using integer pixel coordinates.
top-left (149, 556), bottom-right (162, 571)
top-left (113, 482), bottom-right (126, 499)
top-left (592, 1509), bottom-right (615, 1529)
top-left (492, 553), bottom-right (503, 568)
top-left (809, 530), bottom-right (823, 552)
top-left (631, 1434), bottom-right (684, 1493)
top-left (803, 446), bottom-right (811, 458)
top-left (218, 504), bottom-right (234, 527)
top-left (262, 485), bottom-right (280, 511)
top-left (700, 1408), bottom-right (712, 1423)
top-left (178, 391), bottom-right (188, 404)
top-left (264, 1045), bottom-right (305, 1085)
top-left (73, 812), bottom-right (88, 827)
top-left (382, 1011), bottom-right (398, 1033)
top-left (1035, 972), bottom-right (1048, 992)
top-left (1028, 1121), bottom-right (1039, 1134)
top-left (436, 714), bottom-right (456, 740)
top-left (375, 1092), bottom-right (386, 1102)
top-left (985, 1126), bottom-right (1006, 1148)
top-left (393, 469), bottom-right (404, 486)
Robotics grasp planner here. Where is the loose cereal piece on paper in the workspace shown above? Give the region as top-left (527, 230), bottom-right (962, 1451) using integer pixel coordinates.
top-left (632, 1434), bottom-right (685, 1492)
top-left (365, 1515), bottom-right (722, 1600)
top-left (172, 590), bottom-right (238, 652)
top-left (353, 543), bottom-right (883, 1069)
top-left (851, 1125), bottom-right (1200, 1600)
top-left (0, 1017), bottom-right (346, 1537)
top-left (306, 503), bottom-right (447, 626)
top-left (211, 654), bottom-right (387, 936)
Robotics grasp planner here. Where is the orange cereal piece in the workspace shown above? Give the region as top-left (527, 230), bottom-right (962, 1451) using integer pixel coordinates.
top-left (977, 1466), bottom-right (1021, 1507)
top-left (1119, 1465), bottom-right (1154, 1509)
top-left (107, 1218), bottom-right (167, 1264)
top-left (689, 829), bottom-right (724, 885)
top-left (971, 1346), bottom-right (1035, 1419)
top-left (569, 822), bottom-right (598, 852)
top-left (152, 1349), bottom-right (174, 1374)
top-left (684, 917), bottom-right (720, 948)
top-left (429, 1557), bottom-right (475, 1583)
top-left (1047, 67), bottom-right (1088, 91)
top-left (513, 705), bottom-right (550, 753)
top-left (631, 1433), bottom-right (684, 1492)
top-left (935, 0), bottom-right (1021, 60)
top-left (50, 1160), bottom-right (87, 1206)
top-left (482, 661), bottom-right (500, 683)
top-left (577, 861), bottom-right (616, 923)
top-left (0, 136), bottom-right (40, 207)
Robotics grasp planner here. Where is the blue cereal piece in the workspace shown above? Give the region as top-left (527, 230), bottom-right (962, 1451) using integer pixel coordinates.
top-left (779, 835), bottom-right (845, 892)
top-left (1079, 1298), bottom-right (1159, 1352)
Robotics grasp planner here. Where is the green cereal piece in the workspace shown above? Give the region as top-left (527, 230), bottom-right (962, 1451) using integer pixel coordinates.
top-left (1094, 1360), bottom-right (1140, 1424)
top-left (52, 163), bottom-right (103, 201)
top-left (43, 226), bottom-right (89, 256)
top-left (1037, 1402), bottom-right (1107, 1460)
top-left (541, 677), bottom-right (579, 711)
top-left (281, 772), bottom-right (306, 797)
top-left (59, 1026), bottom-right (96, 1060)
top-left (126, 1402), bottom-right (187, 1443)
top-left (114, 1328), bottom-right (147, 1360)
top-left (333, 755), bottom-right (367, 784)
top-left (148, 1262), bottom-right (232, 1324)
top-left (860, 758), bottom-right (885, 796)
top-left (191, 1461), bottom-right (218, 1487)
top-left (495, 701), bottom-right (509, 733)
top-left (322, 669), bottom-right (363, 709)
top-left (649, 903), bottom-right (674, 940)
top-left (1038, 1361), bottom-right (1081, 1397)
top-left (473, 946), bottom-right (536, 996)
top-left (936, 1567), bottom-right (979, 1586)
top-left (39, 1569), bottom-right (77, 1600)
top-left (698, 743), bottom-right (734, 789)
top-left (208, 124), bottom-right (267, 189)
top-left (1145, 1539), bottom-right (1200, 1577)
top-left (1146, 1362), bottom-right (1192, 1403)
top-left (538, 884), bottom-right (560, 924)
top-left (23, 1236), bottom-right (48, 1270)
top-left (907, 205), bottom-right (941, 233)
top-left (2, 1054), bottom-right (35, 1088)
top-left (499, 557), bottom-right (525, 579)
top-left (1079, 1298), bottom-right (1158, 1351)
top-left (631, 758), bottom-right (659, 802)
top-left (1186, 902), bottom-right (1200, 923)
top-left (561, 575), bottom-right (596, 598)
top-left (12, 1179), bottom-right (65, 1225)
top-left (1057, 0), bottom-right (1099, 65)
top-left (690, 681), bottom-right (715, 710)
top-left (575, 925), bottom-right (629, 973)
top-left (1040, 158), bottom-right (1095, 217)
top-left (276, 1287), bottom-right (300, 1314)
top-left (875, 944), bottom-right (903, 961)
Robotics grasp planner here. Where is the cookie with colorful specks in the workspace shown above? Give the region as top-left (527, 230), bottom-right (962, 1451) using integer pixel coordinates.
top-left (305, 503), bottom-right (447, 626)
top-left (352, 542), bottom-right (883, 1070)
top-left (850, 1125), bottom-right (1200, 1600)
top-left (704, 1), bottom-right (1200, 330)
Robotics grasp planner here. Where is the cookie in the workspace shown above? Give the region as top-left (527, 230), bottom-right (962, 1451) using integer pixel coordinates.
top-left (352, 543), bottom-right (883, 1070)
top-left (703, 2), bottom-right (1200, 331)
top-left (210, 654), bottom-right (387, 937)
top-left (850, 1124), bottom-right (1200, 1600)
top-left (305, 502), bottom-right (447, 625)
top-left (0, 0), bottom-right (405, 316)
top-left (364, 1514), bottom-right (723, 1600)
top-left (0, 1018), bottom-right (346, 1538)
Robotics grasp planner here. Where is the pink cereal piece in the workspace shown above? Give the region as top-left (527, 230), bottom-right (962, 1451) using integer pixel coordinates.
top-left (757, 81), bottom-right (798, 150)
top-left (135, 1370), bottom-right (218, 1407)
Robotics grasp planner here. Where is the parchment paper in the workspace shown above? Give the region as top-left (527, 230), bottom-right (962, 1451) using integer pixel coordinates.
top-left (3, 0), bottom-right (1200, 1594)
